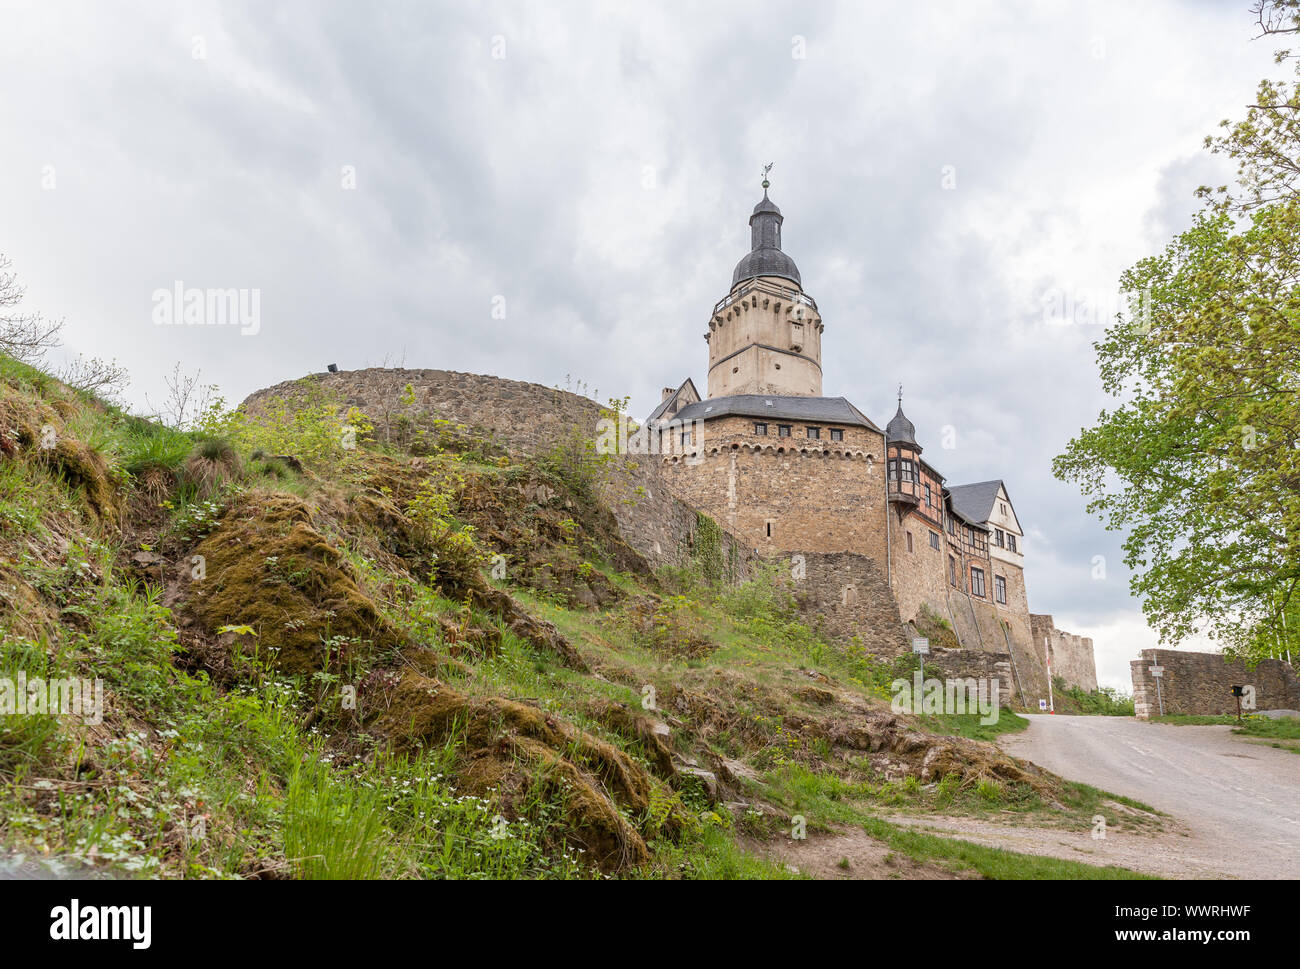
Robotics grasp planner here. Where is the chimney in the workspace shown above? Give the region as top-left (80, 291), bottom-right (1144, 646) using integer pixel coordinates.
top-left (661, 387), bottom-right (676, 402)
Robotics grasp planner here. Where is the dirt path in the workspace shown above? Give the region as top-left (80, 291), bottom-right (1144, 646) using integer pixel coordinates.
top-left (749, 827), bottom-right (977, 880)
top-left (998, 714), bottom-right (1300, 879)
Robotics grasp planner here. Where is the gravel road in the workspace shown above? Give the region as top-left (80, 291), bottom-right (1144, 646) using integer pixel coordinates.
top-left (1000, 714), bottom-right (1299, 879)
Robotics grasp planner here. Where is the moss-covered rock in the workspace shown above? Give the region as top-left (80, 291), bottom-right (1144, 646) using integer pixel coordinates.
top-left (185, 494), bottom-right (403, 674)
top-left (373, 669), bottom-right (657, 871)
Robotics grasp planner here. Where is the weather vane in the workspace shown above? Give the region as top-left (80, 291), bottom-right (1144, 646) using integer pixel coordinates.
top-left (761, 162), bottom-right (773, 190)
top-left (898, 383), bottom-right (903, 406)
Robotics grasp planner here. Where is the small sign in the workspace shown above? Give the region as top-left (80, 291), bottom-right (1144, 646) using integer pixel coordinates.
top-left (911, 637), bottom-right (929, 654)
top-left (1038, 699), bottom-right (1048, 711)
top-left (1149, 666), bottom-right (1164, 677)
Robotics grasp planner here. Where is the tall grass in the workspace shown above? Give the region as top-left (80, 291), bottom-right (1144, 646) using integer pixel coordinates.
top-left (284, 757), bottom-right (399, 880)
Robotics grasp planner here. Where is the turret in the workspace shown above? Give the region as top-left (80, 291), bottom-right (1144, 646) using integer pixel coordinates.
top-left (705, 171), bottom-right (824, 398)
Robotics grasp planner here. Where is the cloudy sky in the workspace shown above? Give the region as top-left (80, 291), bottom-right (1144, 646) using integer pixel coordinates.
top-left (0, 1), bottom-right (1282, 688)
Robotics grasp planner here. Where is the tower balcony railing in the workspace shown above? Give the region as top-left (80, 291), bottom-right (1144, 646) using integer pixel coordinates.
top-left (713, 280), bottom-right (818, 317)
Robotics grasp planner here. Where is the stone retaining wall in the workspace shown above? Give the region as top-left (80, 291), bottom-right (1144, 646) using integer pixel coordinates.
top-left (1130, 649), bottom-right (1300, 719)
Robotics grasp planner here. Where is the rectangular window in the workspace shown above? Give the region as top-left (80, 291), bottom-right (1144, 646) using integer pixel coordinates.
top-left (778, 424), bottom-right (792, 437)
top-left (830, 428), bottom-right (843, 441)
top-left (754, 422), bottom-right (768, 435)
top-left (906, 531), bottom-right (913, 553)
top-left (766, 521), bottom-right (773, 538)
top-left (807, 427), bottom-right (820, 439)
top-left (929, 531), bottom-right (940, 550)
top-left (971, 567), bottom-right (986, 598)
top-left (948, 556), bottom-right (957, 587)
top-left (925, 483), bottom-right (932, 506)
top-left (995, 575), bottom-right (1007, 604)
top-left (1007, 534), bottom-right (1017, 553)
top-left (947, 517), bottom-right (957, 536)
top-left (995, 528), bottom-right (1005, 547)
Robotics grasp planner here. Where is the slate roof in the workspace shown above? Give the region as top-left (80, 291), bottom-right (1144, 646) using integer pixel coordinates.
top-left (732, 248), bottom-right (801, 287)
top-left (733, 190), bottom-right (802, 287)
top-left (645, 378), bottom-right (700, 425)
top-left (945, 479), bottom-right (1005, 525)
top-left (885, 404), bottom-right (918, 446)
top-left (665, 394), bottom-right (882, 432)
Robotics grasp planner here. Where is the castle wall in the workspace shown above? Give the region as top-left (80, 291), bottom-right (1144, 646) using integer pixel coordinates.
top-left (889, 508), bottom-right (951, 629)
top-left (1129, 649), bottom-right (1300, 719)
top-left (1030, 614), bottom-right (1099, 693)
top-left (781, 551), bottom-right (909, 657)
top-left (888, 515), bottom-right (1050, 707)
top-left (924, 646), bottom-right (1016, 709)
top-left (655, 415), bottom-right (889, 572)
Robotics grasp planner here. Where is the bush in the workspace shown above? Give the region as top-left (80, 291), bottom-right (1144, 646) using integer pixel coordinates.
top-left (1056, 679), bottom-right (1135, 716)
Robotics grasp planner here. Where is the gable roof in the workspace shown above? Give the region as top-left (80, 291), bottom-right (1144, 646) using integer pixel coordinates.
top-left (645, 378), bottom-right (701, 425)
top-left (945, 479), bottom-right (1005, 525)
top-left (666, 394), bottom-right (882, 432)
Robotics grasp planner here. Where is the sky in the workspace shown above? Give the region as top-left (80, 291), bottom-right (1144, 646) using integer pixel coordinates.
top-left (0, 1), bottom-right (1283, 690)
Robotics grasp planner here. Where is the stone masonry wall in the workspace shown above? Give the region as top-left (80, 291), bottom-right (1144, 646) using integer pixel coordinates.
top-left (889, 520), bottom-right (1049, 707)
top-left (1130, 649), bottom-right (1300, 719)
top-left (655, 415), bottom-right (890, 571)
top-left (1030, 614), bottom-right (1099, 693)
top-left (925, 646), bottom-right (1015, 709)
top-left (782, 551), bottom-right (911, 657)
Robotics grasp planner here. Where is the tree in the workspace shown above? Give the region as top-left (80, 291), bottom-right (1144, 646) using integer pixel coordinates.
top-left (1054, 207), bottom-right (1300, 657)
top-left (1056, 8), bottom-right (1300, 663)
top-left (0, 253), bottom-right (128, 400)
top-left (0, 254), bottom-right (62, 364)
top-left (1201, 2), bottom-right (1300, 212)
top-left (145, 362), bottom-right (218, 430)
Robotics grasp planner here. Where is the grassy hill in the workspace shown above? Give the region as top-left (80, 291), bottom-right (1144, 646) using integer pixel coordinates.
top-left (0, 356), bottom-right (1157, 879)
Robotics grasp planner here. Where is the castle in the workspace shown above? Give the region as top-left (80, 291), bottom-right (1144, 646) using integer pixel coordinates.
top-left (646, 180), bottom-right (1098, 701)
top-left (240, 181), bottom-right (1099, 707)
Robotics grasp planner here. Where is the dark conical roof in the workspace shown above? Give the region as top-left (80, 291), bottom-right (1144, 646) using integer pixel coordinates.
top-left (886, 403), bottom-right (918, 447)
top-left (732, 190), bottom-right (801, 287)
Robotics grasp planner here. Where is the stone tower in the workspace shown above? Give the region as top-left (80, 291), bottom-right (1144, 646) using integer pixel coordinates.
top-left (705, 179), bottom-right (824, 398)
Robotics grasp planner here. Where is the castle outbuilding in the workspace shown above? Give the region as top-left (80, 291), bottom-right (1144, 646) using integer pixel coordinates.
top-left (648, 181), bottom-right (1097, 702)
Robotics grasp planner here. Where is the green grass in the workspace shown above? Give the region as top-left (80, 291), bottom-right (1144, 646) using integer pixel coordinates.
top-left (117, 423), bottom-right (194, 475)
top-left (641, 825), bottom-right (804, 880)
top-left (916, 710), bottom-right (1030, 742)
top-left (854, 816), bottom-right (1157, 880)
top-left (1149, 713), bottom-right (1300, 753)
